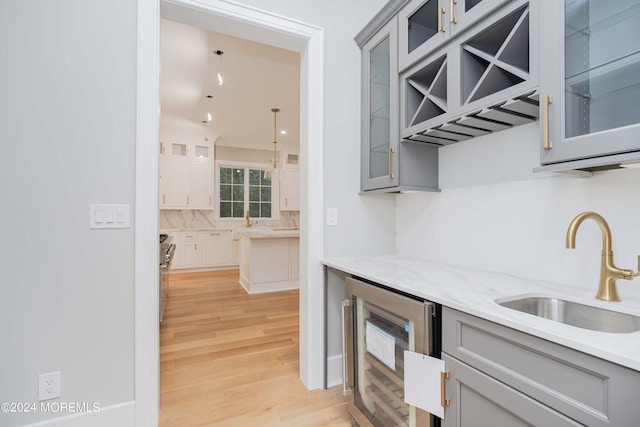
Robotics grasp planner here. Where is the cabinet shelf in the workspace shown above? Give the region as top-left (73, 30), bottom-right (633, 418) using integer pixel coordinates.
top-left (565, 2), bottom-right (640, 41)
top-left (565, 50), bottom-right (640, 84)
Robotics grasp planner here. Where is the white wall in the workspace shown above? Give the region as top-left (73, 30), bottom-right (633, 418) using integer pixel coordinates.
top-left (396, 122), bottom-right (640, 303)
top-left (0, 1), bottom-right (136, 426)
top-left (231, 0), bottom-right (395, 258)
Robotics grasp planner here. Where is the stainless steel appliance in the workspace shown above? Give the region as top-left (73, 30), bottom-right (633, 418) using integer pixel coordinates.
top-left (342, 277), bottom-right (440, 427)
top-left (159, 234), bottom-right (175, 323)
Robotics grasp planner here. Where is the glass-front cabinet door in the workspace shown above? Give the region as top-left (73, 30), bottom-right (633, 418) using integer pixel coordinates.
top-left (398, 0), bottom-right (510, 71)
top-left (361, 18), bottom-right (399, 191)
top-left (540, 0), bottom-right (640, 166)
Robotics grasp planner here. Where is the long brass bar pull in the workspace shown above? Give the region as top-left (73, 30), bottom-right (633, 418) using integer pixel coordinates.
top-left (341, 299), bottom-right (353, 396)
top-left (439, 7), bottom-right (446, 32)
top-left (450, 0), bottom-right (457, 24)
top-left (441, 371), bottom-right (451, 407)
top-left (388, 147), bottom-right (396, 179)
top-left (542, 94), bottom-right (553, 149)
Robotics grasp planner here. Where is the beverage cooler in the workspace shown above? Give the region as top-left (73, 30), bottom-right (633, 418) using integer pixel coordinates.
top-left (342, 277), bottom-right (441, 427)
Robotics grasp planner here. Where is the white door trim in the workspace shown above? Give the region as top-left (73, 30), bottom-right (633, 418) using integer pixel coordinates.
top-left (135, 0), bottom-right (325, 425)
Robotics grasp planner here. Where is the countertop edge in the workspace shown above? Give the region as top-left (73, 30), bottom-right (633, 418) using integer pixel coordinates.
top-left (322, 255), bottom-right (640, 372)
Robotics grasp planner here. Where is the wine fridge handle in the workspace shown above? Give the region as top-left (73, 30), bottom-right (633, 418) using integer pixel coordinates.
top-left (341, 298), bottom-right (353, 396)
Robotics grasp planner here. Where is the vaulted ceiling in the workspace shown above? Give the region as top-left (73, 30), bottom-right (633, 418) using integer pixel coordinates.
top-left (159, 19), bottom-right (300, 152)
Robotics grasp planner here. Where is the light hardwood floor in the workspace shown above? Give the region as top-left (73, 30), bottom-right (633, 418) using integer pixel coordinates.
top-left (160, 270), bottom-right (351, 426)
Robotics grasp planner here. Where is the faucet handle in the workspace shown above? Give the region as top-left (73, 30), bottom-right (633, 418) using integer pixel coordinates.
top-left (631, 255), bottom-right (640, 279)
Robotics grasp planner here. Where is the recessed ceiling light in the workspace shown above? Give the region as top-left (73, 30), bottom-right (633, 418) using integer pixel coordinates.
top-left (280, 130), bottom-right (287, 135)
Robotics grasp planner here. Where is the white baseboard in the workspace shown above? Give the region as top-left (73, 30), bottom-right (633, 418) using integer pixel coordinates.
top-left (23, 401), bottom-right (135, 427)
top-left (327, 354), bottom-right (343, 388)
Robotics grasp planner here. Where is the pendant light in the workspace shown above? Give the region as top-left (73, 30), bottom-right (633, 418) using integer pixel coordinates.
top-left (264, 108), bottom-right (280, 180)
top-left (214, 50), bottom-right (224, 85)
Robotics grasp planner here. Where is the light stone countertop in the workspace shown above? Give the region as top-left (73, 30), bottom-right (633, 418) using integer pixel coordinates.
top-left (232, 228), bottom-right (300, 239)
top-left (161, 227), bottom-right (236, 232)
top-left (322, 255), bottom-right (640, 371)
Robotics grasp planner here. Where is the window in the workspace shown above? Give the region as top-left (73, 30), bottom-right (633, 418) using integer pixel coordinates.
top-left (218, 165), bottom-right (274, 219)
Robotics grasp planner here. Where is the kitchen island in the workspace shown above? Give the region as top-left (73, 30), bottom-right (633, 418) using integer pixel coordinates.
top-left (233, 228), bottom-right (300, 294)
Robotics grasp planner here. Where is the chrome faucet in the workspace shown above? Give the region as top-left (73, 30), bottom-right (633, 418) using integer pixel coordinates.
top-left (245, 210), bottom-right (253, 228)
top-left (566, 212), bottom-right (640, 302)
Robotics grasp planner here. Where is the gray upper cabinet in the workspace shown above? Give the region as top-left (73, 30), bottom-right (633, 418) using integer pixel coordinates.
top-left (398, 0), bottom-right (511, 72)
top-left (358, 5), bottom-right (440, 193)
top-left (361, 18), bottom-right (400, 191)
top-left (401, 0), bottom-right (539, 145)
top-left (538, 1), bottom-right (640, 171)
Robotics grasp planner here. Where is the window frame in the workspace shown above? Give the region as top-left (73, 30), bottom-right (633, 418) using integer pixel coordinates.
top-left (215, 160), bottom-right (279, 221)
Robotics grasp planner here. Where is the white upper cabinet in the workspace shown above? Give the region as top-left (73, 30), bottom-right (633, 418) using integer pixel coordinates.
top-left (159, 141), bottom-right (214, 209)
top-left (538, 1), bottom-right (640, 170)
top-left (279, 154), bottom-right (300, 211)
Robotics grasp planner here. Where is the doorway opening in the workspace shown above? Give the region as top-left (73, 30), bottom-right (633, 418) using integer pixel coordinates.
top-left (135, 0), bottom-right (325, 424)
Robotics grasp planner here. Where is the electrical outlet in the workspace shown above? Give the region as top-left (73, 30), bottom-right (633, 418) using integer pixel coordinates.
top-left (38, 372), bottom-right (61, 401)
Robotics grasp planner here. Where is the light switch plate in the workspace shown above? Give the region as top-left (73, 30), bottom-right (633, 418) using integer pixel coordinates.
top-left (90, 204), bottom-right (130, 229)
top-left (327, 208), bottom-right (338, 226)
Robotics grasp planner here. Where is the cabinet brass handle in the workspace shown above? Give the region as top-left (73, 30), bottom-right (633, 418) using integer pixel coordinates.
top-left (195, 243), bottom-right (197, 250)
top-left (209, 196), bottom-right (212, 206)
top-left (388, 147), bottom-right (396, 179)
top-left (450, 0), bottom-right (457, 24)
top-left (341, 299), bottom-right (353, 396)
top-left (542, 94), bottom-right (553, 149)
top-left (439, 7), bottom-right (446, 32)
top-left (186, 196), bottom-right (190, 204)
top-left (441, 371), bottom-right (451, 407)
top-left (285, 197), bottom-right (288, 207)
top-left (163, 195), bottom-right (165, 204)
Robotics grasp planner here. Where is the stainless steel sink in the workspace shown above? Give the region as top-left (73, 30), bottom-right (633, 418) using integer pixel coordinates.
top-left (497, 296), bottom-right (640, 333)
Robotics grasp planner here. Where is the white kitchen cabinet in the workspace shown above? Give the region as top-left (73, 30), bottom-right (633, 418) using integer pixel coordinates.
top-left (159, 141), bottom-right (214, 209)
top-left (537, 1), bottom-right (640, 171)
top-left (178, 232), bottom-right (200, 268)
top-left (201, 230), bottom-right (232, 267)
top-left (168, 156), bottom-right (191, 207)
top-left (168, 230), bottom-right (237, 271)
top-left (279, 167), bottom-right (299, 211)
top-left (159, 152), bottom-right (170, 208)
top-left (191, 159), bottom-right (214, 209)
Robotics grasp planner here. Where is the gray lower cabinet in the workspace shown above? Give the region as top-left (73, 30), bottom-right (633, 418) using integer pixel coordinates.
top-left (442, 307), bottom-right (640, 426)
top-left (442, 353), bottom-right (581, 427)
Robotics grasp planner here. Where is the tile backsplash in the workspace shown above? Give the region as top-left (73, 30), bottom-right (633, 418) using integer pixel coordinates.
top-left (160, 209), bottom-right (299, 230)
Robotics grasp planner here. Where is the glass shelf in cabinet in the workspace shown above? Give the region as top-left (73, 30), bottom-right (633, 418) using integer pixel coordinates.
top-left (565, 50), bottom-right (640, 84)
top-left (565, 2), bottom-right (640, 40)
